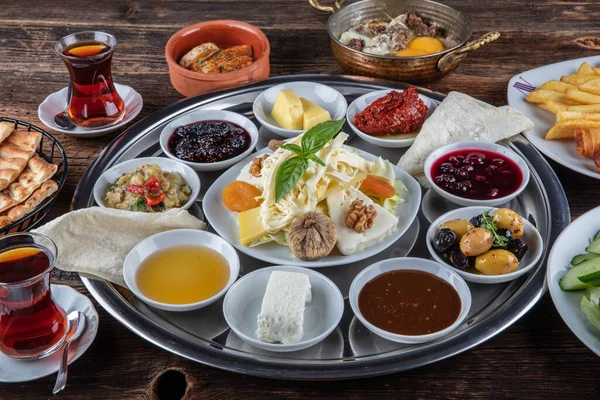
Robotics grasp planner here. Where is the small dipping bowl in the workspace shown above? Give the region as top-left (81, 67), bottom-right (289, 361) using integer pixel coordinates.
top-left (253, 81), bottom-right (348, 138)
top-left (347, 89), bottom-right (434, 149)
top-left (123, 229), bottom-right (240, 312)
top-left (159, 110), bottom-right (259, 172)
top-left (93, 157), bottom-right (201, 210)
top-left (222, 265), bottom-right (344, 352)
top-left (165, 20), bottom-right (270, 97)
top-left (349, 257), bottom-right (471, 344)
top-left (424, 141), bottom-right (530, 207)
top-left (426, 206), bottom-right (543, 284)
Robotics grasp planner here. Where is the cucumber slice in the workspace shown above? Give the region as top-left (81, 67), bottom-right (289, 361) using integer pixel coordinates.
top-left (580, 288), bottom-right (600, 330)
top-left (586, 238), bottom-right (600, 255)
top-left (579, 271), bottom-right (600, 286)
top-left (594, 229), bottom-right (600, 242)
top-left (559, 258), bottom-right (600, 291)
top-left (571, 253), bottom-right (600, 266)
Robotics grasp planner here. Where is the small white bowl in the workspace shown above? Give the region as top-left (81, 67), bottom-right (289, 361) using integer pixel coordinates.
top-left (349, 257), bottom-right (471, 344)
top-left (424, 141), bottom-right (530, 207)
top-left (222, 265), bottom-right (344, 352)
top-left (426, 206), bottom-right (544, 284)
top-left (38, 82), bottom-right (143, 138)
top-left (252, 81), bottom-right (348, 138)
top-left (159, 110), bottom-right (258, 172)
top-left (347, 89), bottom-right (434, 148)
top-left (123, 229), bottom-right (240, 312)
top-left (93, 157), bottom-right (200, 210)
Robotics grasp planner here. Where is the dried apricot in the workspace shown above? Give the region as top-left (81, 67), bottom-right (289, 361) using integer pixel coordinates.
top-left (360, 175), bottom-right (395, 198)
top-left (222, 181), bottom-right (262, 212)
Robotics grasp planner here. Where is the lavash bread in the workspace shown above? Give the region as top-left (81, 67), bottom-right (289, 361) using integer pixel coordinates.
top-left (397, 92), bottom-right (534, 177)
top-left (34, 207), bottom-right (207, 287)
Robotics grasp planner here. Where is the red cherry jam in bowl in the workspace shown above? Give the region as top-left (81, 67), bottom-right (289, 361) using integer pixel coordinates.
top-left (424, 141), bottom-right (529, 206)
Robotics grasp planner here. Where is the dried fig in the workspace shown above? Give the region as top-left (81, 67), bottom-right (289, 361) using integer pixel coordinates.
top-left (288, 212), bottom-right (337, 261)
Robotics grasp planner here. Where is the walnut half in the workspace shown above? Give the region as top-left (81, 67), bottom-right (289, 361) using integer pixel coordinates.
top-left (249, 154), bottom-right (269, 177)
top-left (344, 199), bottom-right (376, 233)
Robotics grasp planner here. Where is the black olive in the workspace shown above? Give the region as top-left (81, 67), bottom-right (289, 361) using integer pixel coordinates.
top-left (507, 239), bottom-right (528, 261)
top-left (447, 247), bottom-right (470, 271)
top-left (433, 228), bottom-right (457, 254)
top-left (470, 214), bottom-right (484, 227)
top-left (497, 228), bottom-right (513, 241)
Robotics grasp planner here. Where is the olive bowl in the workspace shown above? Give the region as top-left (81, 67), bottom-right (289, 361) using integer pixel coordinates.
top-left (310, 0), bottom-right (500, 83)
top-left (426, 207), bottom-right (544, 284)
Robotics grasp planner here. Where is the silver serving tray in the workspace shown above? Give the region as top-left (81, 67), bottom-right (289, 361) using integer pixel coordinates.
top-left (72, 75), bottom-right (570, 380)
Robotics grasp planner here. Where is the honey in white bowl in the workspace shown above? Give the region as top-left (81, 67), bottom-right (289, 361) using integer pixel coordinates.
top-left (135, 245), bottom-right (229, 304)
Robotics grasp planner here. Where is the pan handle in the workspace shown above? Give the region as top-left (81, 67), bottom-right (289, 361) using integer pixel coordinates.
top-left (438, 31), bottom-right (501, 73)
top-left (309, 0), bottom-right (346, 14)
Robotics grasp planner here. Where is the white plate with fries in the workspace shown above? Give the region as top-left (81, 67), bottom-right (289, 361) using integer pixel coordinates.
top-left (508, 55), bottom-right (600, 179)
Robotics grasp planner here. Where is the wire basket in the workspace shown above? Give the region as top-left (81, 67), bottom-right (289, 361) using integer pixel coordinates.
top-left (0, 117), bottom-right (68, 234)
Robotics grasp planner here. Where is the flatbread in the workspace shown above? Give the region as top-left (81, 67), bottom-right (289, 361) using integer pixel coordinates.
top-left (0, 216), bottom-right (10, 228)
top-left (397, 92), bottom-right (535, 176)
top-left (6, 179), bottom-right (58, 222)
top-left (0, 128), bottom-right (41, 190)
top-left (0, 122), bottom-right (14, 144)
top-left (0, 155), bottom-right (57, 212)
top-left (34, 207), bottom-right (207, 287)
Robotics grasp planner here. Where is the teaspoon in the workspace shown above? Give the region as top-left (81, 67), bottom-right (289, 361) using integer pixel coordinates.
top-left (53, 82), bottom-right (75, 130)
top-left (52, 310), bottom-right (86, 395)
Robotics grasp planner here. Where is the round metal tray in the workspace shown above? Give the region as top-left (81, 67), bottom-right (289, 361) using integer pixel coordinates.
top-left (72, 75), bottom-right (570, 380)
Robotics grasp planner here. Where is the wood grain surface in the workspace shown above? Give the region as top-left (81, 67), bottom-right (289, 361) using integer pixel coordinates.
top-left (1, 0), bottom-right (600, 398)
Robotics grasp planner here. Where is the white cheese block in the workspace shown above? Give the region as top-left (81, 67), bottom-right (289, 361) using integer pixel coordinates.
top-left (256, 271), bottom-right (312, 344)
top-left (327, 188), bottom-right (399, 255)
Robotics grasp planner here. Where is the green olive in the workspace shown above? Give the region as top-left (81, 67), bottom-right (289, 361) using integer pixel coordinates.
top-left (492, 208), bottom-right (524, 238)
top-left (459, 228), bottom-right (493, 256)
top-left (440, 219), bottom-right (474, 239)
top-left (475, 249), bottom-right (519, 275)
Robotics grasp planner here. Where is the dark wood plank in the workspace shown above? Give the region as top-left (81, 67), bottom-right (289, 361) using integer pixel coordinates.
top-left (2, 0), bottom-right (600, 398)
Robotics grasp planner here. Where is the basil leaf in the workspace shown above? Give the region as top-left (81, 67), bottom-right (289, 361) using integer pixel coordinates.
top-left (280, 143), bottom-right (304, 156)
top-left (275, 156), bottom-right (308, 202)
top-left (301, 119), bottom-right (346, 156)
top-left (308, 154), bottom-right (326, 167)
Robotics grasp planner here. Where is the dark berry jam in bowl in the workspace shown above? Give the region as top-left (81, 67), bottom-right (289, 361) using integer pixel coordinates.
top-left (160, 110), bottom-right (258, 171)
top-left (424, 141), bottom-right (530, 206)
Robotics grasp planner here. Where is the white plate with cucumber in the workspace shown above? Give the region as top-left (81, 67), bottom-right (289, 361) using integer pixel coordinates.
top-left (548, 206), bottom-right (600, 356)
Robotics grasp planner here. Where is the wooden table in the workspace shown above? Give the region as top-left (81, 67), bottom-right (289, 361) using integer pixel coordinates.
top-left (2, 0), bottom-right (600, 398)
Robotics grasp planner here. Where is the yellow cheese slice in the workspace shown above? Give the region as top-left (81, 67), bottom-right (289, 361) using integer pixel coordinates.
top-left (238, 206), bottom-right (267, 246)
top-left (271, 90), bottom-right (303, 130)
top-left (300, 97), bottom-right (331, 130)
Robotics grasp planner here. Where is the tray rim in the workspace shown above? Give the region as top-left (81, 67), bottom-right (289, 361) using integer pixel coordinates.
top-left (72, 74), bottom-right (570, 380)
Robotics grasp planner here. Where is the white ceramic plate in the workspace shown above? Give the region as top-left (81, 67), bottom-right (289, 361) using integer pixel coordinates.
top-left (427, 206), bottom-right (544, 284)
top-left (346, 89), bottom-right (435, 148)
top-left (349, 257), bottom-right (471, 344)
top-left (159, 109), bottom-right (259, 171)
top-left (123, 229), bottom-right (240, 312)
top-left (507, 55), bottom-right (600, 179)
top-left (423, 141), bottom-right (530, 207)
top-left (222, 265), bottom-right (344, 352)
top-left (92, 157), bottom-right (201, 210)
top-left (0, 285), bottom-right (99, 383)
top-left (202, 147), bottom-right (422, 267)
top-left (252, 82), bottom-right (348, 138)
top-left (547, 205), bottom-right (600, 356)
top-left (38, 83), bottom-right (143, 138)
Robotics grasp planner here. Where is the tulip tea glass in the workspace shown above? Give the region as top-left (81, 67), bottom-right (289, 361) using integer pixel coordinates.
top-left (0, 232), bottom-right (68, 359)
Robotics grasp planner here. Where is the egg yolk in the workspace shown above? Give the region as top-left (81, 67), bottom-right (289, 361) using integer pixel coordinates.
top-left (408, 37), bottom-right (445, 54)
top-left (396, 48), bottom-right (428, 57)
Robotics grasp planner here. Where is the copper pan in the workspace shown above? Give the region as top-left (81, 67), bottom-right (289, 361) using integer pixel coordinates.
top-left (310, 0), bottom-right (499, 83)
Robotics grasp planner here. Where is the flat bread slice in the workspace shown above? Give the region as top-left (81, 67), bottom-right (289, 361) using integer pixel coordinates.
top-left (6, 129), bottom-right (42, 151)
top-left (0, 129), bottom-right (42, 191)
top-left (0, 155), bottom-right (57, 213)
top-left (0, 215), bottom-right (10, 228)
top-left (6, 179), bottom-right (58, 222)
top-left (0, 122), bottom-right (14, 144)
top-left (397, 91), bottom-right (535, 176)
